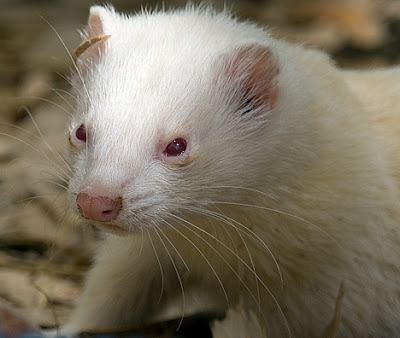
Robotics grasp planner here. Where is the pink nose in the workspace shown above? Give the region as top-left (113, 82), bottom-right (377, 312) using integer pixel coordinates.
top-left (76, 193), bottom-right (122, 222)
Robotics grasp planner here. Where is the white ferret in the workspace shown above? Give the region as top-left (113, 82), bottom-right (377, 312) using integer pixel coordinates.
top-left (61, 4), bottom-right (400, 337)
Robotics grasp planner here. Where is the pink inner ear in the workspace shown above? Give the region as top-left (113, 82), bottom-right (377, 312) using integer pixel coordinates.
top-left (87, 10), bottom-right (105, 39)
top-left (75, 9), bottom-right (108, 72)
top-left (223, 44), bottom-right (280, 113)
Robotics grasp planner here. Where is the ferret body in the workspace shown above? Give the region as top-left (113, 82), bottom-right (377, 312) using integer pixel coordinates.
top-left (61, 5), bottom-right (400, 337)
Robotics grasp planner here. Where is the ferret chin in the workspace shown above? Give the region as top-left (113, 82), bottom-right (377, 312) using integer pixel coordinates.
top-left (58, 4), bottom-right (400, 337)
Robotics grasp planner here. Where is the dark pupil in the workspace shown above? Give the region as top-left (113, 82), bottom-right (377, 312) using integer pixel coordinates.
top-left (165, 138), bottom-right (187, 156)
top-left (76, 124), bottom-right (86, 142)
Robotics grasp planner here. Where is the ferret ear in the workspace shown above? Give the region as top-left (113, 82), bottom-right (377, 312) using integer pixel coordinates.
top-left (85, 6), bottom-right (113, 39)
top-left (72, 6), bottom-right (114, 72)
top-left (221, 44), bottom-right (279, 116)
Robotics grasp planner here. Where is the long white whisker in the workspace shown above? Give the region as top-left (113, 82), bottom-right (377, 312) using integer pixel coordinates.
top-left (189, 206), bottom-right (283, 287)
top-left (169, 213), bottom-right (262, 304)
top-left (246, 139), bottom-right (281, 154)
top-left (212, 201), bottom-right (339, 246)
top-left (51, 87), bottom-right (77, 102)
top-left (153, 225), bottom-right (186, 330)
top-left (200, 205), bottom-right (262, 309)
top-left (51, 88), bottom-right (75, 112)
top-left (156, 225), bottom-right (190, 272)
top-left (168, 212), bottom-right (291, 335)
top-left (55, 72), bottom-right (81, 93)
top-left (203, 185), bottom-right (278, 202)
top-left (37, 164), bottom-right (70, 183)
top-left (162, 219), bottom-right (230, 308)
top-left (0, 132), bottom-right (70, 180)
top-left (40, 16), bottom-right (92, 106)
top-left (13, 155), bottom-right (70, 185)
top-left (37, 171), bottom-right (70, 187)
top-left (166, 215), bottom-right (265, 311)
top-left (16, 189), bottom-right (67, 204)
top-left (0, 121), bottom-right (46, 140)
top-left (147, 230), bottom-right (165, 305)
top-left (137, 223), bottom-right (145, 254)
top-left (30, 178), bottom-right (68, 191)
top-left (24, 107), bottom-right (71, 175)
top-left (17, 96), bottom-right (72, 117)
top-left (20, 106), bottom-right (72, 176)
top-left (1, 125), bottom-right (70, 182)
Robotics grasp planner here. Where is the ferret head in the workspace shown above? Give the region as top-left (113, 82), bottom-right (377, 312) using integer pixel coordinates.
top-left (66, 6), bottom-right (289, 235)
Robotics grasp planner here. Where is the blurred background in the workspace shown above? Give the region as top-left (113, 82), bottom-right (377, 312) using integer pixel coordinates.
top-left (0, 0), bottom-right (400, 330)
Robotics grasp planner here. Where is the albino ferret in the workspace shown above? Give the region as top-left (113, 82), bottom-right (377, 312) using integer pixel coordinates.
top-left (60, 5), bottom-right (400, 337)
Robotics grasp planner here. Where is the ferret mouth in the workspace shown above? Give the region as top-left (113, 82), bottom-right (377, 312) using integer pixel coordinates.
top-left (93, 222), bottom-right (130, 236)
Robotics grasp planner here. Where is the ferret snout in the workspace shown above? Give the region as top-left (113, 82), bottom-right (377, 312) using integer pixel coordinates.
top-left (76, 192), bottom-right (122, 222)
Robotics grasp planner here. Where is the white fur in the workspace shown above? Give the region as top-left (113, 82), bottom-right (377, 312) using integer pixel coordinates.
top-left (63, 5), bottom-right (400, 337)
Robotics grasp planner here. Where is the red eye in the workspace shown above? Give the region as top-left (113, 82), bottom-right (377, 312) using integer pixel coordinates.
top-left (164, 138), bottom-right (187, 157)
top-left (75, 124), bottom-right (86, 142)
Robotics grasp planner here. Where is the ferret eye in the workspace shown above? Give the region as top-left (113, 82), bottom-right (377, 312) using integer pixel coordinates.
top-left (70, 124), bottom-right (87, 147)
top-left (164, 138), bottom-right (187, 157)
top-left (75, 124), bottom-right (87, 142)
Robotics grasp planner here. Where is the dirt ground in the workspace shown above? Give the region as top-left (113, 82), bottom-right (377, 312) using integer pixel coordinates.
top-left (0, 0), bottom-right (400, 332)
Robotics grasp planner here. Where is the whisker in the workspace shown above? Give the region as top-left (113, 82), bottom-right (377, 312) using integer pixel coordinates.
top-left (51, 88), bottom-right (75, 112)
top-left (26, 178), bottom-right (68, 192)
top-left (137, 224), bottom-right (145, 255)
top-left (203, 205), bottom-right (262, 309)
top-left (189, 206), bottom-right (283, 287)
top-left (0, 124), bottom-right (70, 182)
top-left (0, 132), bottom-right (70, 180)
top-left (147, 230), bottom-right (165, 305)
top-left (202, 185), bottom-right (278, 202)
top-left (3, 104), bottom-right (71, 177)
top-left (36, 173), bottom-right (70, 188)
top-left (17, 96), bottom-right (72, 117)
top-left (17, 192), bottom-right (63, 204)
top-left (8, 155), bottom-right (70, 185)
top-left (55, 72), bottom-right (81, 94)
top-left (211, 201), bottom-right (340, 246)
top-left (162, 219), bottom-right (230, 308)
top-left (246, 139), bottom-right (281, 154)
top-left (168, 212), bottom-right (291, 335)
top-left (40, 16), bottom-right (92, 106)
top-left (23, 106), bottom-right (70, 173)
top-left (36, 165), bottom-right (70, 184)
top-left (166, 215), bottom-right (266, 309)
top-left (153, 225), bottom-right (186, 330)
top-left (51, 87), bottom-right (77, 102)
top-left (156, 225), bottom-right (190, 272)
top-left (0, 121), bottom-right (46, 141)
